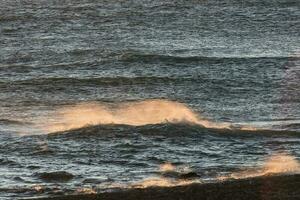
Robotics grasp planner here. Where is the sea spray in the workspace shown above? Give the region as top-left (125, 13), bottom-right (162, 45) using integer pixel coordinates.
top-left (42, 99), bottom-right (235, 133)
top-left (218, 153), bottom-right (300, 180)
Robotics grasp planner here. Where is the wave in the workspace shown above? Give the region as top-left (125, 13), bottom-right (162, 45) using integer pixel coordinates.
top-left (218, 153), bottom-right (300, 180)
top-left (38, 99), bottom-right (300, 136)
top-left (0, 15), bottom-right (30, 22)
top-left (41, 99), bottom-right (236, 133)
top-left (120, 52), bottom-right (300, 63)
top-left (47, 123), bottom-right (300, 138)
top-left (2, 75), bottom-right (255, 88)
top-left (6, 76), bottom-right (182, 87)
top-left (0, 118), bottom-right (31, 125)
top-left (0, 158), bottom-right (20, 167)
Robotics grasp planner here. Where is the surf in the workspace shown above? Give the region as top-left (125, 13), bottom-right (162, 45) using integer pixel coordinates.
top-left (40, 99), bottom-right (254, 134)
top-left (41, 99), bottom-right (230, 133)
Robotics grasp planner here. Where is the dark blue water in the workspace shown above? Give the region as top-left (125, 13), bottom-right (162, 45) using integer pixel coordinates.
top-left (0, 0), bottom-right (299, 199)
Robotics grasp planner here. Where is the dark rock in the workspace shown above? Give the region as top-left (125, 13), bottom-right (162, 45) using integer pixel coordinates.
top-left (37, 171), bottom-right (74, 182)
top-left (178, 172), bottom-right (200, 180)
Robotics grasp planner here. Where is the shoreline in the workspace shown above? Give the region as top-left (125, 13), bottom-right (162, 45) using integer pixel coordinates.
top-left (23, 174), bottom-right (300, 200)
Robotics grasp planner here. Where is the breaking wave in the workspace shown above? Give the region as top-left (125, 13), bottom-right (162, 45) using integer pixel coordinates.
top-left (41, 99), bottom-right (250, 133)
top-left (218, 153), bottom-right (300, 180)
top-left (34, 99), bottom-right (298, 136)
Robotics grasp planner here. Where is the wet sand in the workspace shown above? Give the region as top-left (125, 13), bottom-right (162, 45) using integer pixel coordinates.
top-left (24, 174), bottom-right (300, 200)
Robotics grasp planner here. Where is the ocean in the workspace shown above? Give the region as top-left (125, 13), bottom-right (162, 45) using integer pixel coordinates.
top-left (0, 0), bottom-right (299, 199)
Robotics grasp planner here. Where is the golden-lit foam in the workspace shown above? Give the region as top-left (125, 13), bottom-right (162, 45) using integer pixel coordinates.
top-left (159, 163), bottom-right (176, 172)
top-left (95, 163), bottom-right (199, 189)
top-left (76, 187), bottom-right (97, 194)
top-left (218, 153), bottom-right (300, 180)
top-left (32, 184), bottom-right (44, 192)
top-left (41, 99), bottom-right (244, 133)
top-left (131, 163), bottom-right (199, 188)
top-left (263, 153), bottom-right (300, 174)
top-left (131, 177), bottom-right (199, 188)
top-left (98, 177), bottom-right (199, 189)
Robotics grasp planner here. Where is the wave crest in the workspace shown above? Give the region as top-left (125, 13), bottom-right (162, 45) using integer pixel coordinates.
top-left (42, 99), bottom-right (233, 133)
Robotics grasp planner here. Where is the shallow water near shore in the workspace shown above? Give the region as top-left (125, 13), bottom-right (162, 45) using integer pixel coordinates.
top-left (0, 0), bottom-right (300, 199)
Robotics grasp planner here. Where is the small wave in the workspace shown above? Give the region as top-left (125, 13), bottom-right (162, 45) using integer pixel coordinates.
top-left (0, 15), bottom-right (29, 22)
top-left (110, 163), bottom-right (201, 189)
top-left (159, 163), bottom-right (200, 180)
top-left (282, 123), bottom-right (300, 130)
top-left (218, 153), bottom-right (300, 180)
top-left (0, 158), bottom-right (20, 167)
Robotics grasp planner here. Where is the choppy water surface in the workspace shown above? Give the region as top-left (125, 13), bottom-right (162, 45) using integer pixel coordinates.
top-left (0, 0), bottom-right (300, 199)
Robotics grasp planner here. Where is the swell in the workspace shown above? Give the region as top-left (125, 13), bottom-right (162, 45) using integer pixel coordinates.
top-left (3, 77), bottom-right (183, 87)
top-left (0, 118), bottom-right (30, 125)
top-left (120, 52), bottom-right (300, 63)
top-left (0, 14), bottom-right (32, 22)
top-left (48, 123), bottom-right (300, 138)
